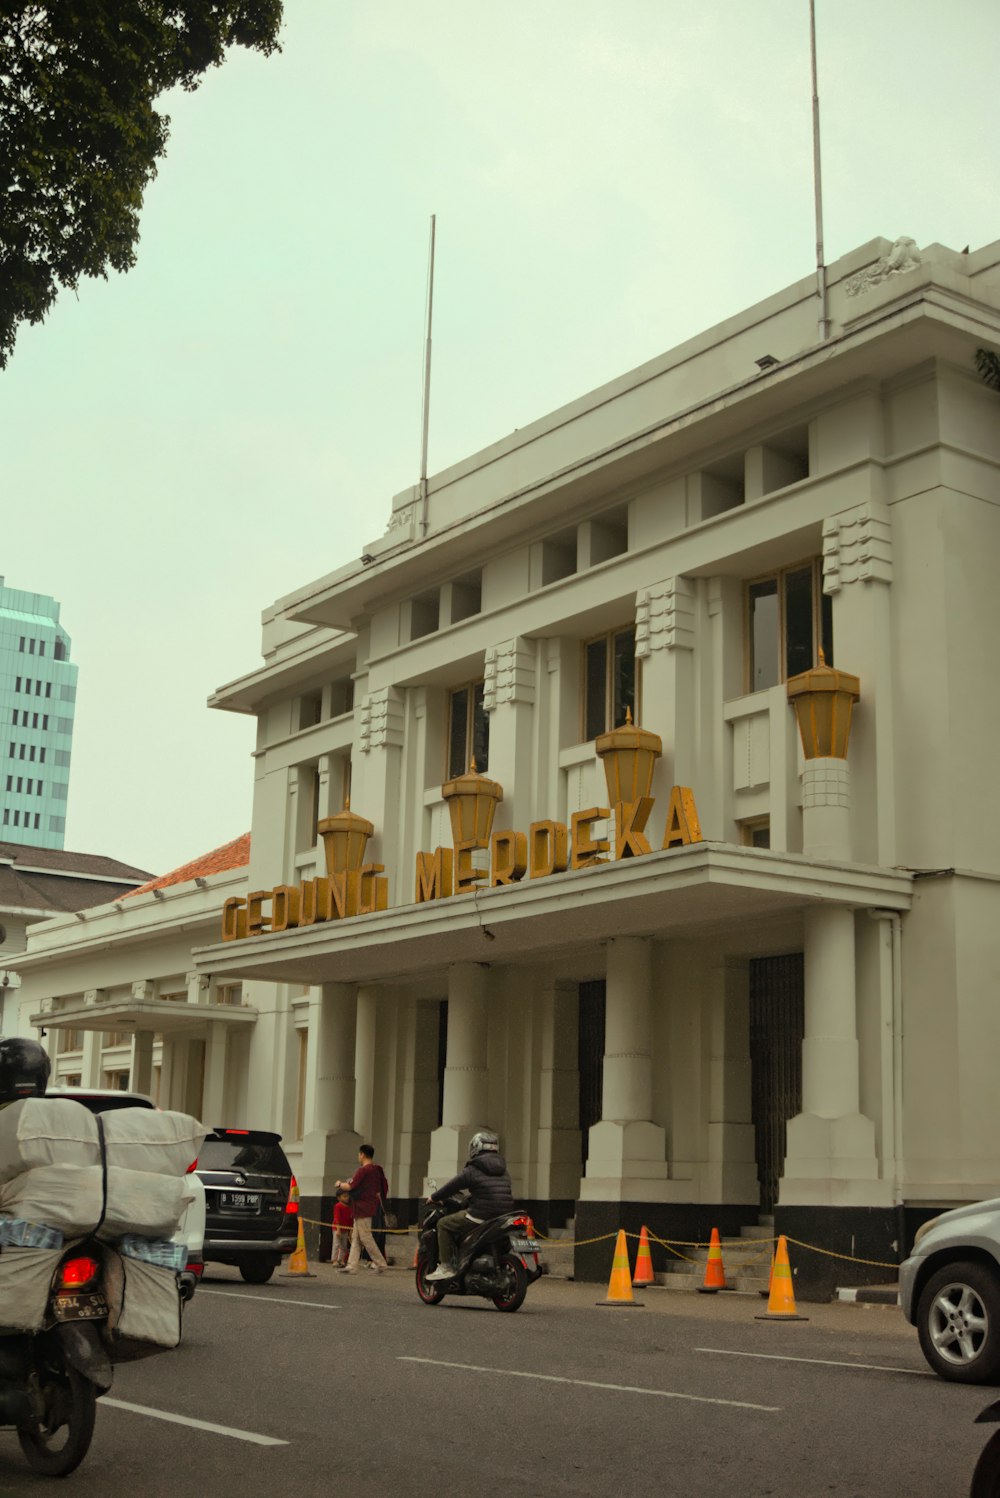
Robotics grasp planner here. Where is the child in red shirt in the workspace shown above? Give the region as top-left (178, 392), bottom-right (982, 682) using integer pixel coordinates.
top-left (331, 1190), bottom-right (353, 1267)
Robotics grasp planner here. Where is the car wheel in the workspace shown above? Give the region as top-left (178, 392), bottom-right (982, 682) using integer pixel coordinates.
top-left (239, 1259), bottom-right (277, 1285)
top-left (916, 1261), bottom-right (1000, 1383)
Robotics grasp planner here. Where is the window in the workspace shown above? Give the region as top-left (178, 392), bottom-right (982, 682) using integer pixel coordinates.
top-left (13, 811), bottom-right (19, 827)
top-left (10, 711), bottom-right (16, 727)
top-left (295, 1027), bottom-right (308, 1139)
top-left (746, 558), bottom-right (832, 692)
top-left (36, 782), bottom-right (42, 796)
top-left (61, 1030), bottom-right (82, 1053)
top-left (32, 713), bottom-right (38, 729)
top-left (33, 814), bottom-right (39, 829)
top-left (583, 626), bottom-right (636, 740)
top-left (215, 983), bottom-right (243, 1006)
top-left (104, 1031), bottom-right (128, 1047)
top-left (448, 681), bottom-right (489, 778)
top-left (38, 749), bottom-right (45, 764)
top-left (3, 777), bottom-right (9, 791)
top-left (15, 778), bottom-right (22, 793)
top-left (741, 818), bottom-right (771, 849)
top-left (42, 716), bottom-right (48, 731)
top-left (28, 639), bottom-right (35, 655)
top-left (2, 811), bottom-right (7, 826)
top-left (14, 677), bottom-right (20, 691)
top-left (25, 779), bottom-right (31, 794)
top-left (54, 639), bottom-right (67, 662)
top-left (46, 683), bottom-right (52, 699)
top-left (38, 641), bottom-right (45, 657)
top-left (18, 638), bottom-right (24, 653)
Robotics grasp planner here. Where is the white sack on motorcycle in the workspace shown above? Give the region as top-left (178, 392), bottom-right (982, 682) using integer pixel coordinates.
top-left (0, 1102), bottom-right (206, 1184)
top-left (0, 1246), bottom-right (65, 1332)
top-left (102, 1251), bottom-right (181, 1355)
top-left (0, 1164), bottom-right (194, 1241)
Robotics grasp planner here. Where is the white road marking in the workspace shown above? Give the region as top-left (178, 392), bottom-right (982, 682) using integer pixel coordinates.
top-left (695, 1346), bottom-right (932, 1377)
top-left (398, 1356), bottom-right (779, 1411)
top-left (199, 1289), bottom-right (340, 1309)
top-left (103, 1397), bottom-right (288, 1445)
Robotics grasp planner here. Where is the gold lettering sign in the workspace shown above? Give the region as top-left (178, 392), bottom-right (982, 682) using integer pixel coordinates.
top-left (529, 821), bottom-right (569, 879)
top-left (415, 847), bottom-right (454, 903)
top-left (570, 807), bottom-right (610, 869)
top-left (223, 786), bottom-right (704, 939)
top-left (490, 830), bottom-right (527, 887)
top-left (614, 797), bottom-right (654, 859)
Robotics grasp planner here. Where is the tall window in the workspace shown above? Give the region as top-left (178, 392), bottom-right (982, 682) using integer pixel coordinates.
top-left (583, 626), bottom-right (636, 740)
top-left (448, 681), bottom-right (489, 778)
top-left (746, 559), bottom-right (832, 693)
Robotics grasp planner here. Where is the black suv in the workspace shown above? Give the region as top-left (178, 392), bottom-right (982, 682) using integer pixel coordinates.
top-left (197, 1128), bottom-right (299, 1284)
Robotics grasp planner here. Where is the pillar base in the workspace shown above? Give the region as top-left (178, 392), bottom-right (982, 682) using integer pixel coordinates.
top-left (781, 1111), bottom-right (887, 1205)
top-left (298, 1128), bottom-right (363, 1200)
top-left (579, 1120), bottom-right (670, 1202)
top-left (425, 1124), bottom-right (482, 1192)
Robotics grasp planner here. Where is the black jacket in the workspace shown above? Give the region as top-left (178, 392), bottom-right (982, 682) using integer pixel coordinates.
top-left (432, 1152), bottom-right (516, 1223)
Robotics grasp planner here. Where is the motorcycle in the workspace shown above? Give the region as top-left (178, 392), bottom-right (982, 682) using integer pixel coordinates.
top-left (971, 1401), bottom-right (1000, 1496)
top-left (415, 1191), bottom-right (544, 1312)
top-left (0, 1240), bottom-right (119, 1476)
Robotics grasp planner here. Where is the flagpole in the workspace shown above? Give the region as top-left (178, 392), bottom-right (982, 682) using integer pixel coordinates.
top-left (419, 213), bottom-right (436, 537)
top-left (809, 0), bottom-right (830, 341)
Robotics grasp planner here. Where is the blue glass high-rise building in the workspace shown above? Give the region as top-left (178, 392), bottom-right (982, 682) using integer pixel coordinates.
top-left (0, 579), bottom-right (78, 849)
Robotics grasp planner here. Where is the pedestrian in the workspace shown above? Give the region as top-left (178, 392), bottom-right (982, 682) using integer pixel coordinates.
top-left (335, 1144), bottom-right (390, 1274)
top-left (331, 1189), bottom-right (353, 1267)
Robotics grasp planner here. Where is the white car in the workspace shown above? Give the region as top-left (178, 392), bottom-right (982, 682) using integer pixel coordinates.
top-left (45, 1087), bottom-right (207, 1302)
top-left (899, 1198), bottom-right (1000, 1383)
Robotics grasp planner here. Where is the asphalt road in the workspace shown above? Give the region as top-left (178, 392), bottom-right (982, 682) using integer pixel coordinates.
top-left (0, 1262), bottom-right (989, 1498)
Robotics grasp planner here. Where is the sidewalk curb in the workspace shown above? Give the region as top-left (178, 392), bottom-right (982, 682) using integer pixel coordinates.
top-left (835, 1285), bottom-right (900, 1306)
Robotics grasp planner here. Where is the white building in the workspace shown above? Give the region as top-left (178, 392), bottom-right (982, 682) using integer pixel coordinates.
top-left (22, 233), bottom-right (1000, 1294)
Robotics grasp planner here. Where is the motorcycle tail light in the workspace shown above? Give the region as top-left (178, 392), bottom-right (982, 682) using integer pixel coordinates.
top-left (58, 1256), bottom-right (100, 1290)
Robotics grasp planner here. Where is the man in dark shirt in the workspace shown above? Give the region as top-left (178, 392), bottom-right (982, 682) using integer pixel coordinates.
top-left (335, 1144), bottom-right (390, 1274)
top-left (425, 1131), bottom-right (515, 1281)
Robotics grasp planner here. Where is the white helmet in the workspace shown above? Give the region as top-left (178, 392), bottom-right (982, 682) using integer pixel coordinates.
top-left (468, 1130), bottom-right (499, 1159)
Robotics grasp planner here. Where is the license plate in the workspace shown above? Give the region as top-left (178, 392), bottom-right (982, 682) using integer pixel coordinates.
top-left (219, 1191), bottom-right (262, 1212)
top-left (509, 1236), bottom-right (537, 1251)
top-left (51, 1291), bottom-right (108, 1323)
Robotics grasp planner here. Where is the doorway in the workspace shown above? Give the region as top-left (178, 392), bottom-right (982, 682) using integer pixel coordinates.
top-left (578, 981), bottom-right (606, 1166)
top-left (749, 954), bottom-right (804, 1212)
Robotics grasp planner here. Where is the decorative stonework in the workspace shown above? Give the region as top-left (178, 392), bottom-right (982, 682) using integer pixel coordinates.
top-left (384, 501), bottom-right (418, 537)
top-left (844, 236), bottom-right (921, 298)
top-left (635, 576), bottom-right (695, 658)
top-left (131, 980), bottom-right (153, 1002)
top-left (802, 759), bottom-right (850, 810)
top-left (358, 686), bottom-right (406, 753)
top-left (483, 638), bottom-right (536, 712)
top-left (822, 503), bottom-right (892, 592)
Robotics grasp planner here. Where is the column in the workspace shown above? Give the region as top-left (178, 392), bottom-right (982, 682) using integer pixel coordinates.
top-left (801, 760), bottom-right (852, 860)
top-left (352, 686), bottom-right (405, 903)
top-left (535, 979), bottom-right (582, 1201)
top-left (353, 985), bottom-right (377, 1137)
top-left (129, 1031), bottom-right (154, 1096)
top-left (483, 638), bottom-right (536, 830)
top-left (395, 999), bottom-right (441, 1199)
top-left (580, 937), bottom-right (670, 1201)
top-left (781, 906), bottom-right (887, 1204)
top-left (701, 957), bottom-right (757, 1202)
top-left (300, 983), bottom-right (362, 1198)
top-left (201, 1022), bottom-right (227, 1124)
top-left (426, 963), bottom-right (490, 1184)
top-left (634, 577), bottom-right (696, 790)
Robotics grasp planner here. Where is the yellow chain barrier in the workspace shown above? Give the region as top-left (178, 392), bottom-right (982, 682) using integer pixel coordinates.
top-left (298, 1217), bottom-right (899, 1272)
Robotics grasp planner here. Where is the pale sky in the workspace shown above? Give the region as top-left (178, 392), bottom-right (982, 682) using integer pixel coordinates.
top-left (1, 0), bottom-right (997, 876)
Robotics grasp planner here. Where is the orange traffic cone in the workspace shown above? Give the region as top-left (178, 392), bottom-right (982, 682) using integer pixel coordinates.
top-left (697, 1227), bottom-right (727, 1293)
top-left (281, 1216), bottom-right (316, 1279)
top-left (633, 1226), bottom-right (655, 1288)
top-left (755, 1235), bottom-right (807, 1320)
top-left (597, 1229), bottom-right (643, 1307)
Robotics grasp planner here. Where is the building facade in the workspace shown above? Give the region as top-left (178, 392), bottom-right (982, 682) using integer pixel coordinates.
top-left (11, 837), bottom-right (251, 1112)
top-left (19, 234), bottom-right (1000, 1294)
top-left (0, 580), bottom-right (79, 849)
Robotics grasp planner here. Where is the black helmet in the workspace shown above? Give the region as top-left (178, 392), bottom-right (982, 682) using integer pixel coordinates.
top-left (0, 1038), bottom-right (50, 1104)
top-left (468, 1130), bottom-right (499, 1159)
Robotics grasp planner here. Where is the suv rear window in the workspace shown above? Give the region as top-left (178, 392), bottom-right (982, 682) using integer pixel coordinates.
top-left (199, 1138), bottom-right (289, 1175)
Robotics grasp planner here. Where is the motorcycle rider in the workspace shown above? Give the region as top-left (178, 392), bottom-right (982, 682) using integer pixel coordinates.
top-left (0, 1038), bottom-right (50, 1109)
top-left (425, 1130), bottom-right (515, 1282)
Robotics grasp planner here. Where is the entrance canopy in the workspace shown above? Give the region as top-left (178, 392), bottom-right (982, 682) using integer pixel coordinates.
top-left (193, 843), bottom-right (912, 988)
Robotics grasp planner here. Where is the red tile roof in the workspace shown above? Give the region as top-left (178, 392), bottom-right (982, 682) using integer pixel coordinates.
top-left (122, 834), bottom-right (250, 899)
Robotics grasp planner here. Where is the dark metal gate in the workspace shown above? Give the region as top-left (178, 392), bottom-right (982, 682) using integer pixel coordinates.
top-left (749, 955), bottom-right (804, 1212)
top-left (578, 981), bottom-right (606, 1166)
